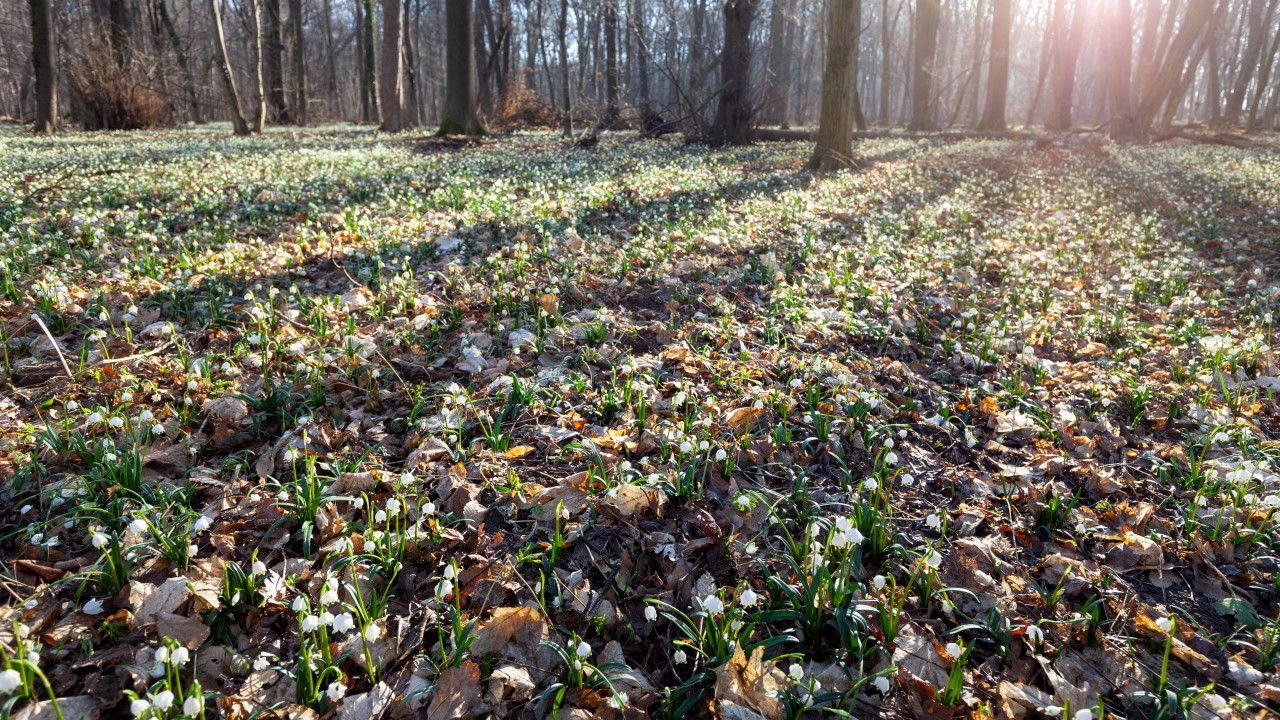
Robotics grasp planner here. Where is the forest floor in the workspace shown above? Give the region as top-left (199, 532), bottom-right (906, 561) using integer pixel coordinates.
top-left (1, 125), bottom-right (1280, 720)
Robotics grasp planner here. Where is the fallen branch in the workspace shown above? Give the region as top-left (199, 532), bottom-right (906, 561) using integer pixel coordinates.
top-left (31, 314), bottom-right (73, 380)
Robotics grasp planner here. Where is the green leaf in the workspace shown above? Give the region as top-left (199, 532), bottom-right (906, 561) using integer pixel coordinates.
top-left (1213, 597), bottom-right (1260, 629)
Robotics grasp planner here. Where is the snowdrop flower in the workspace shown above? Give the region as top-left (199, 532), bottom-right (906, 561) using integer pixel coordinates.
top-left (674, 648), bottom-right (688, 664)
top-left (945, 642), bottom-right (962, 658)
top-left (363, 623), bottom-right (381, 642)
top-left (679, 441), bottom-right (693, 453)
top-left (436, 578), bottom-right (454, 598)
top-left (251, 560), bottom-right (267, 575)
top-left (326, 681), bottom-right (346, 702)
top-left (644, 606), bottom-right (658, 621)
top-left (301, 615), bottom-right (320, 632)
top-left (90, 530), bottom-right (109, 549)
top-left (885, 451), bottom-right (899, 465)
top-left (872, 575), bottom-right (886, 591)
top-left (130, 698), bottom-right (151, 717)
top-left (576, 641), bottom-right (592, 657)
top-left (739, 587), bottom-right (759, 607)
top-left (872, 676), bottom-right (890, 694)
top-left (292, 596), bottom-right (309, 612)
top-left (192, 516), bottom-right (211, 533)
top-left (386, 498), bottom-right (401, 514)
top-left (83, 598), bottom-right (104, 615)
top-left (375, 510), bottom-right (388, 523)
top-left (715, 448), bottom-right (727, 461)
top-left (744, 541), bottom-right (758, 555)
top-left (170, 647), bottom-right (190, 666)
top-left (702, 595), bottom-right (725, 615)
top-left (88, 411), bottom-right (104, 424)
top-left (0, 669), bottom-right (20, 694)
top-left (1074, 710), bottom-right (1094, 720)
top-left (320, 584), bottom-right (339, 606)
top-left (788, 663), bottom-right (804, 681)
top-left (109, 417), bottom-right (124, 429)
top-left (1042, 706), bottom-right (1064, 717)
top-left (863, 477), bottom-right (879, 491)
top-left (183, 694), bottom-right (202, 715)
top-left (900, 473), bottom-right (915, 486)
top-left (925, 513), bottom-right (941, 530)
top-left (153, 690), bottom-right (175, 711)
top-left (333, 613), bottom-right (355, 633)
top-left (922, 549), bottom-right (943, 568)
top-left (1203, 694), bottom-right (1228, 713)
top-left (1155, 616), bottom-right (1174, 633)
top-left (319, 612), bottom-right (335, 626)
top-left (1026, 625), bottom-right (1043, 644)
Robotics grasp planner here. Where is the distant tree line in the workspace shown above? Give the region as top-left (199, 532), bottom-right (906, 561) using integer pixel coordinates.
top-left (4, 0), bottom-right (1279, 145)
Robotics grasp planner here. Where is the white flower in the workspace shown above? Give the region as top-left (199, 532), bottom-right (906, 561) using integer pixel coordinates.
top-left (873, 575), bottom-right (886, 590)
top-left (679, 441), bottom-right (693, 453)
top-left (740, 588), bottom-right (759, 607)
top-left (925, 513), bottom-right (941, 530)
top-left (1042, 706), bottom-right (1063, 717)
top-left (109, 416), bottom-right (124, 429)
top-left (375, 510), bottom-right (387, 523)
top-left (702, 595), bottom-right (725, 615)
top-left (1204, 694), bottom-right (1228, 712)
top-left (863, 477), bottom-right (879, 491)
top-left (83, 598), bottom-right (104, 615)
top-left (251, 560), bottom-right (267, 575)
top-left (1155, 616), bottom-right (1174, 633)
top-left (154, 690), bottom-right (175, 710)
top-left (90, 530), bottom-right (109, 549)
top-left (1026, 625), bottom-right (1044, 644)
top-left (0, 669), bottom-right (21, 694)
top-left (192, 516), bottom-right (212, 533)
top-left (301, 615), bottom-right (320, 632)
top-left (88, 412), bottom-right (104, 424)
top-left (333, 612), bottom-right (355, 633)
top-left (945, 642), bottom-right (961, 658)
top-left (320, 585), bottom-right (339, 606)
top-left (1073, 710), bottom-right (1094, 720)
top-left (326, 681), bottom-right (346, 701)
top-left (885, 451), bottom-right (898, 465)
top-left (386, 498), bottom-right (401, 514)
top-left (363, 623), bottom-right (381, 642)
top-left (872, 675), bottom-right (890, 694)
top-left (715, 448), bottom-right (728, 461)
top-left (673, 648), bottom-right (688, 664)
top-left (576, 641), bottom-right (592, 657)
top-left (253, 655), bottom-right (272, 671)
top-left (183, 694), bottom-right (202, 715)
top-left (436, 578), bottom-right (454, 598)
top-left (901, 473), bottom-right (916, 486)
top-left (644, 606), bottom-right (658, 621)
top-left (170, 647), bottom-right (190, 666)
top-left (130, 698), bottom-right (151, 717)
top-left (788, 663), bottom-right (803, 681)
top-left (129, 518), bottom-right (148, 534)
top-left (922, 549), bottom-right (942, 568)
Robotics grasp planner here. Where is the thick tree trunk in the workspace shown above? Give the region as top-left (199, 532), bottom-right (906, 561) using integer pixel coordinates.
top-left (290, 0), bottom-right (307, 124)
top-left (381, 0), bottom-right (404, 130)
top-left (29, 0), bottom-right (56, 133)
top-left (1046, 0), bottom-right (1085, 130)
top-left (811, 0), bottom-right (857, 169)
top-left (442, 0), bottom-right (487, 133)
top-left (1107, 0), bottom-right (1143, 140)
top-left (908, 0), bottom-right (940, 131)
top-left (763, 0), bottom-right (792, 125)
top-left (265, 0), bottom-right (290, 122)
top-left (977, 0), bottom-right (1010, 129)
top-left (106, 0), bottom-right (133, 68)
top-left (404, 0), bottom-right (421, 126)
top-left (156, 0), bottom-right (203, 122)
top-left (708, 0), bottom-right (758, 145)
top-left (851, 0), bottom-right (865, 130)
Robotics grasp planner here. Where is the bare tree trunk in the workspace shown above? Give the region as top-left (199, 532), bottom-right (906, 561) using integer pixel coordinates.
top-left (28, 0), bottom-right (57, 133)
top-left (1046, 0), bottom-right (1085, 130)
top-left (1246, 28), bottom-right (1280, 129)
top-left (851, 0), bottom-right (866, 130)
top-left (811, 0), bottom-right (857, 169)
top-left (635, 0), bottom-right (651, 112)
top-left (404, 0), bottom-right (421, 126)
top-left (763, 0), bottom-right (792, 125)
top-left (265, 0), bottom-right (290, 122)
top-left (709, 0), bottom-right (758, 144)
top-left (559, 0), bottom-right (572, 135)
top-left (878, 0), bottom-right (898, 126)
top-left (977, 0), bottom-right (1009, 129)
top-left (1137, 0), bottom-right (1214, 132)
top-left (252, 0), bottom-right (269, 132)
top-left (323, 0), bottom-right (342, 118)
top-left (209, 0), bottom-right (250, 133)
top-left (1107, 0), bottom-right (1143, 140)
top-left (442, 0), bottom-right (487, 133)
top-left (381, 0), bottom-right (404, 129)
top-left (362, 0), bottom-right (381, 123)
top-left (106, 0), bottom-right (133, 68)
top-left (908, 0), bottom-right (940, 130)
top-left (157, 0), bottom-right (203, 122)
top-left (289, 0), bottom-right (306, 124)
top-left (604, 0), bottom-right (620, 125)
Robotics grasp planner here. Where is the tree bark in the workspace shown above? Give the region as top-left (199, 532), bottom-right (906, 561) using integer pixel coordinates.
top-left (908, 0), bottom-right (940, 130)
top-left (290, 0), bottom-right (307, 124)
top-left (811, 0), bottom-right (857, 169)
top-left (1136, 0), bottom-right (1214, 132)
top-left (209, 0), bottom-right (250, 134)
top-left (442, 0), bottom-right (487, 133)
top-left (29, 0), bottom-right (56, 133)
top-left (1106, 0), bottom-right (1143, 140)
top-left (559, 0), bottom-right (572, 135)
top-left (404, 0), bottom-right (421, 126)
top-left (709, 0), bottom-right (758, 144)
top-left (362, 0), bottom-right (381, 123)
top-left (380, 0), bottom-right (404, 130)
top-left (1046, 0), bottom-right (1085, 130)
top-left (252, 0), bottom-right (269, 132)
top-left (763, 0), bottom-right (793, 125)
top-left (265, 0), bottom-right (290, 122)
top-left (604, 0), bottom-right (620, 124)
top-left (977, 0), bottom-right (1010, 129)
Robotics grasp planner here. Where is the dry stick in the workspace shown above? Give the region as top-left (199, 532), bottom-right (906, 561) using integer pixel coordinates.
top-left (101, 341), bottom-right (174, 365)
top-left (31, 315), bottom-right (73, 380)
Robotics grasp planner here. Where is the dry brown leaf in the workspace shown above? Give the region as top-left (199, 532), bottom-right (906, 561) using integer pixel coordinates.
top-left (713, 645), bottom-right (783, 720)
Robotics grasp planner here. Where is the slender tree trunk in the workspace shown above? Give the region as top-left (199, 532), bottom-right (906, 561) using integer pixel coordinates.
top-left (604, 0), bottom-right (620, 124)
top-left (289, 0), bottom-right (307, 124)
top-left (763, 0), bottom-right (791, 125)
top-left (977, 0), bottom-right (1010, 129)
top-left (708, 0), bottom-right (758, 144)
top-left (362, 0), bottom-right (381, 123)
top-left (156, 0), bottom-right (203, 122)
top-left (323, 0), bottom-right (342, 118)
top-left (635, 0), bottom-right (651, 112)
top-left (1137, 0), bottom-right (1214, 132)
top-left (442, 0), bottom-right (487, 133)
top-left (107, 0), bottom-right (133, 68)
top-left (404, 0), bottom-right (421, 126)
top-left (964, 0), bottom-right (986, 124)
top-left (1246, 29), bottom-right (1280, 129)
top-left (1107, 0), bottom-right (1143, 140)
top-left (29, 0), bottom-right (56, 133)
top-left (252, 0), bottom-right (269, 132)
top-left (559, 0), bottom-right (572, 135)
top-left (209, 0), bottom-right (250, 133)
top-left (1224, 0), bottom-right (1278, 124)
top-left (878, 0), bottom-right (896, 125)
top-left (381, 0), bottom-right (404, 129)
top-left (1046, 0), bottom-right (1085, 130)
top-left (908, 0), bottom-right (940, 130)
top-left (811, 0), bottom-right (857, 169)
